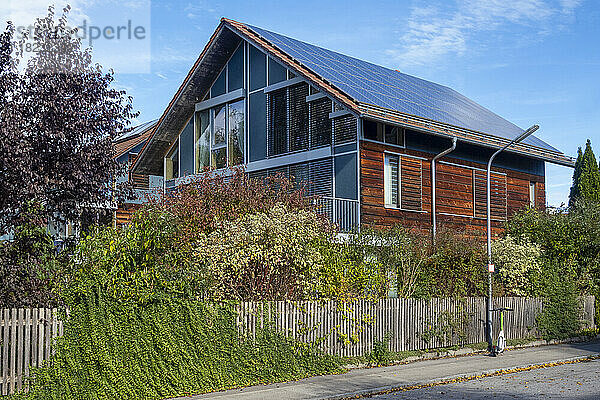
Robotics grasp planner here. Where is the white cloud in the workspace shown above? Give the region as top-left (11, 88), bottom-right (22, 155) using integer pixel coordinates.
top-left (1, 0), bottom-right (91, 28)
top-left (184, 1), bottom-right (219, 20)
top-left (1, 0), bottom-right (152, 74)
top-left (387, 0), bottom-right (582, 67)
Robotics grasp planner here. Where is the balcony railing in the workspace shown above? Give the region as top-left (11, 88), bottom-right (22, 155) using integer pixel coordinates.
top-left (314, 197), bottom-right (360, 233)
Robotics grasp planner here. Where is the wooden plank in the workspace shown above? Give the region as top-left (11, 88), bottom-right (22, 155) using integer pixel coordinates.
top-left (16, 309), bottom-right (24, 393)
top-left (2, 309), bottom-right (9, 396)
top-left (31, 309), bottom-right (38, 369)
top-left (37, 309), bottom-right (44, 367)
top-left (24, 308), bottom-right (31, 389)
top-left (9, 309), bottom-right (17, 394)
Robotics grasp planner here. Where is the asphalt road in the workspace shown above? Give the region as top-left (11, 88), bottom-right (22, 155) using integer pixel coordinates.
top-left (370, 358), bottom-right (600, 400)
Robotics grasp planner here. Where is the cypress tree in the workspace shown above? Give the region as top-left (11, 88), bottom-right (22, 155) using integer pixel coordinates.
top-left (569, 140), bottom-right (600, 206)
top-left (569, 147), bottom-right (584, 207)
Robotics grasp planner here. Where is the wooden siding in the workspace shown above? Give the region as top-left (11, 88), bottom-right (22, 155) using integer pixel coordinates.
top-left (360, 141), bottom-right (546, 237)
top-left (115, 204), bottom-right (141, 227)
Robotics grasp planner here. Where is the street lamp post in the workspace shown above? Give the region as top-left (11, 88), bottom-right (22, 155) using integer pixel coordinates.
top-left (485, 124), bottom-right (539, 353)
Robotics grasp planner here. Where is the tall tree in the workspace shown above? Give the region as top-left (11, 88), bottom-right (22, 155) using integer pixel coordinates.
top-left (569, 140), bottom-right (600, 207)
top-left (0, 6), bottom-right (137, 234)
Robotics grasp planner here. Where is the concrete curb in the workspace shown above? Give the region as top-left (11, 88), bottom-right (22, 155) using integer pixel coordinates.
top-left (319, 353), bottom-right (600, 400)
top-left (343, 333), bottom-right (600, 370)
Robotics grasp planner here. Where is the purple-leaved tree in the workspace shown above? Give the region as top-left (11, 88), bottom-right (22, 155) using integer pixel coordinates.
top-left (0, 5), bottom-right (137, 234)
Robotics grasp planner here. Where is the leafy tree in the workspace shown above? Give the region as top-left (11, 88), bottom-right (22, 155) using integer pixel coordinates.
top-left (569, 140), bottom-right (600, 207)
top-left (0, 6), bottom-right (137, 235)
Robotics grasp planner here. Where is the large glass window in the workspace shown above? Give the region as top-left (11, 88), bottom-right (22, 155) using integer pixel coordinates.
top-left (165, 139), bottom-right (179, 180)
top-left (268, 57), bottom-right (287, 85)
top-left (249, 44), bottom-right (266, 91)
top-left (179, 118), bottom-right (194, 176)
top-left (212, 104), bottom-right (227, 168)
top-left (211, 69), bottom-right (226, 97)
top-left (211, 147), bottom-right (227, 169)
top-left (228, 44), bottom-right (244, 91)
top-left (195, 110), bottom-right (210, 172)
top-left (384, 154), bottom-right (422, 211)
top-left (213, 104), bottom-right (226, 145)
top-left (228, 99), bottom-right (245, 166)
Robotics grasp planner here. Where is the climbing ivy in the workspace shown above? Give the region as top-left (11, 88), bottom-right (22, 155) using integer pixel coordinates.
top-left (20, 296), bottom-right (341, 399)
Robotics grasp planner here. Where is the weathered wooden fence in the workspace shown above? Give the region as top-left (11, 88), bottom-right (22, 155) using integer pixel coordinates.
top-left (0, 297), bottom-right (595, 395)
top-left (0, 309), bottom-right (63, 396)
top-left (237, 296), bottom-right (596, 358)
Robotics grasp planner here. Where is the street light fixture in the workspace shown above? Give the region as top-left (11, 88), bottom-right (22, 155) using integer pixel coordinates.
top-left (485, 124), bottom-right (539, 352)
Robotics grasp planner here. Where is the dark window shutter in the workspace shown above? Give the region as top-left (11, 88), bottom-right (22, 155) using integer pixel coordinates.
top-left (309, 158), bottom-right (333, 197)
top-left (288, 83), bottom-right (309, 152)
top-left (333, 114), bottom-right (357, 144)
top-left (310, 97), bottom-right (332, 148)
top-left (473, 170), bottom-right (507, 220)
top-left (268, 88), bottom-right (288, 156)
top-left (400, 156), bottom-right (422, 211)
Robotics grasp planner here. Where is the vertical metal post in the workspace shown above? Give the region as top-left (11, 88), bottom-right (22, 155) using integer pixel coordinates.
top-left (485, 124), bottom-right (538, 353)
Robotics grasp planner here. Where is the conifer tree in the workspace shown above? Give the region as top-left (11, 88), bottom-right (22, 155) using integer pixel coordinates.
top-left (569, 140), bottom-right (600, 206)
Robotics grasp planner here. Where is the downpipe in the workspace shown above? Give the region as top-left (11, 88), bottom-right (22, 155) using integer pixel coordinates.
top-left (431, 137), bottom-right (457, 241)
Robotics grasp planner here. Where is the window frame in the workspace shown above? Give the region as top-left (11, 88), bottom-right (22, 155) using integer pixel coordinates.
top-left (529, 181), bottom-right (537, 208)
top-left (383, 152), bottom-right (425, 212)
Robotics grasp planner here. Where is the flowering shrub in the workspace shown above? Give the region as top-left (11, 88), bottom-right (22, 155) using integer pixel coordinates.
top-left (195, 204), bottom-right (332, 300)
top-left (492, 235), bottom-right (542, 296)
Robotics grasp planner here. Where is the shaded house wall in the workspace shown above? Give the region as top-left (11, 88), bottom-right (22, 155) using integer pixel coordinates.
top-left (359, 132), bottom-right (545, 238)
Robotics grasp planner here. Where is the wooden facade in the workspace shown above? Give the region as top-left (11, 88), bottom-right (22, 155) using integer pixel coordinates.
top-left (360, 140), bottom-right (545, 238)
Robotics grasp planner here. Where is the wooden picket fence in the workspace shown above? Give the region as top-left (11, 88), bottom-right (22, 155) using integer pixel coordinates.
top-left (0, 308), bottom-right (63, 396)
top-left (237, 296), bottom-right (596, 358)
top-left (0, 297), bottom-right (595, 395)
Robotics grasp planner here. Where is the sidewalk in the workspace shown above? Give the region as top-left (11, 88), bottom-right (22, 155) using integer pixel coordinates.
top-left (174, 339), bottom-right (600, 400)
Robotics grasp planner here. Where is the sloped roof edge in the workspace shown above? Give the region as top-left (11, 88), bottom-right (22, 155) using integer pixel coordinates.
top-left (133, 18), bottom-right (574, 174)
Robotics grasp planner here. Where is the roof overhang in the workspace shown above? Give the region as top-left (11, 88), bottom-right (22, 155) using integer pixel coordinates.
top-left (359, 103), bottom-right (575, 167)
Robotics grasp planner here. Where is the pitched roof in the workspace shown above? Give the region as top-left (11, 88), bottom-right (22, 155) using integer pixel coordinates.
top-left (247, 24), bottom-right (556, 153)
top-left (113, 119), bottom-right (157, 159)
top-left (133, 19), bottom-right (574, 175)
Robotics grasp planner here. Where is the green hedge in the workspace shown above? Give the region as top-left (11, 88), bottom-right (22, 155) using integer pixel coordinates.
top-left (19, 296), bottom-right (341, 399)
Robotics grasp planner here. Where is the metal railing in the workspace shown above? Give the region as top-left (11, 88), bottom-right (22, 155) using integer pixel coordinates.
top-left (315, 197), bottom-right (360, 232)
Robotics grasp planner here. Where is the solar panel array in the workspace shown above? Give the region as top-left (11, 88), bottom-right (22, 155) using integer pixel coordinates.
top-left (246, 24), bottom-right (557, 152)
top-left (115, 119), bottom-right (158, 143)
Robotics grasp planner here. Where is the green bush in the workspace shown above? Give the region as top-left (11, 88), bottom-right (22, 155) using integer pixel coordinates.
top-left (420, 230), bottom-right (488, 297)
top-left (22, 297), bottom-right (341, 399)
top-left (195, 204), bottom-right (332, 300)
top-left (506, 200), bottom-right (600, 296)
top-left (349, 226), bottom-right (428, 298)
top-left (19, 203), bottom-right (343, 399)
top-left (312, 236), bottom-right (388, 301)
top-left (535, 263), bottom-right (582, 340)
top-left (57, 207), bottom-right (203, 306)
top-left (0, 221), bottom-right (61, 308)
top-left (506, 200), bottom-right (600, 324)
top-left (492, 235), bottom-right (542, 296)
top-left (366, 332), bottom-right (392, 366)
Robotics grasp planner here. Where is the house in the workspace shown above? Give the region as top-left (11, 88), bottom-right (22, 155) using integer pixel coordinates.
top-left (132, 18), bottom-right (574, 236)
top-left (112, 119), bottom-right (160, 227)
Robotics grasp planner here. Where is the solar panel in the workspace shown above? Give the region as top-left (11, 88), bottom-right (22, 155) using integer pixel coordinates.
top-left (246, 24), bottom-right (558, 152)
top-left (115, 119), bottom-right (158, 143)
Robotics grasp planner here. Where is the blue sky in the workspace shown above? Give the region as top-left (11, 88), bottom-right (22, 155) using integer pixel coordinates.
top-left (3, 0), bottom-right (599, 206)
